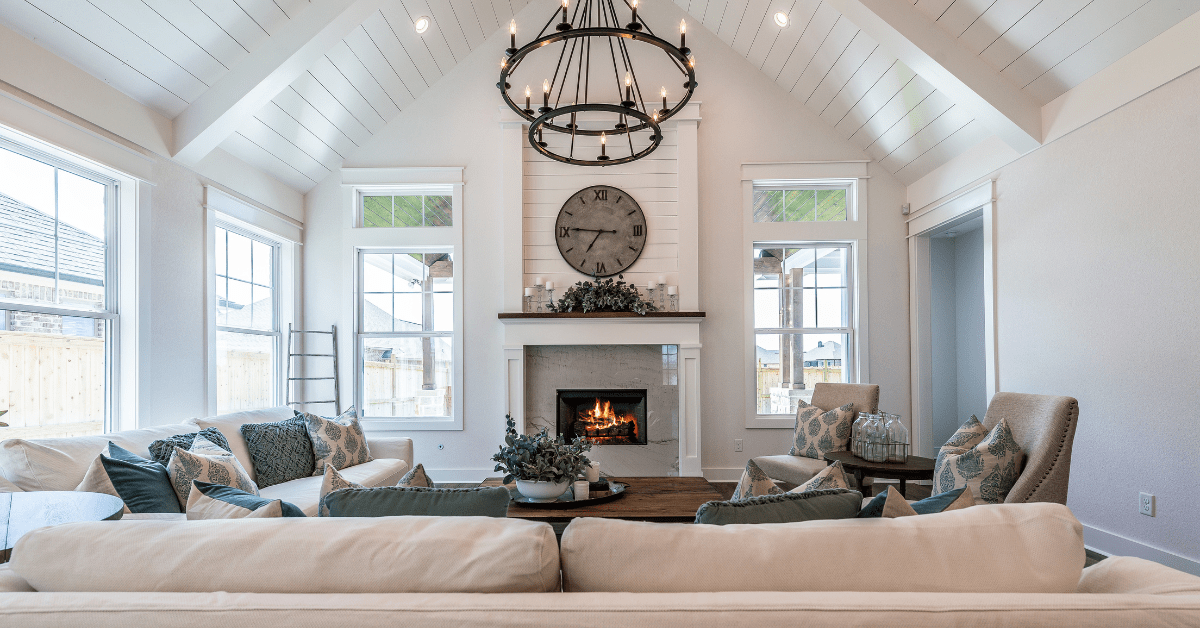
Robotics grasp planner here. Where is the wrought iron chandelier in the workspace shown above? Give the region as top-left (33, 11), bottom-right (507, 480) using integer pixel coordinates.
top-left (499, 0), bottom-right (697, 166)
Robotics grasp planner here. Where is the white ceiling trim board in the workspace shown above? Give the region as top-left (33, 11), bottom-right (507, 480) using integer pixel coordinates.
top-left (827, 0), bottom-right (1042, 153)
top-left (173, 0), bottom-right (387, 165)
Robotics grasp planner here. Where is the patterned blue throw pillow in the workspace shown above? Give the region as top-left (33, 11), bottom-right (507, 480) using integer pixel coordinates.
top-left (240, 416), bottom-right (315, 488)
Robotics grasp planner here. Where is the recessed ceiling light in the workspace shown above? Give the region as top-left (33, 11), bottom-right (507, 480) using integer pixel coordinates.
top-left (414, 16), bottom-right (430, 33)
top-left (774, 12), bottom-right (789, 27)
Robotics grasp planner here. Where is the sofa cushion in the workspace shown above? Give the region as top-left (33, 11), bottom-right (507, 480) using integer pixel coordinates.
top-left (694, 488), bottom-right (862, 525)
top-left (186, 481), bottom-right (304, 519)
top-left (191, 407), bottom-right (296, 483)
top-left (259, 458), bottom-right (409, 516)
top-left (11, 516), bottom-right (561, 593)
top-left (934, 418), bottom-right (1025, 503)
top-left (239, 416), bottom-right (315, 488)
top-left (166, 436), bottom-right (259, 508)
top-left (789, 399), bottom-right (855, 459)
top-left (146, 428), bottom-right (233, 468)
top-left (0, 423), bottom-right (197, 492)
top-left (74, 443), bottom-right (181, 514)
top-left (561, 502), bottom-right (1085, 594)
top-left (301, 408), bottom-right (371, 476)
top-left (323, 486), bottom-right (512, 518)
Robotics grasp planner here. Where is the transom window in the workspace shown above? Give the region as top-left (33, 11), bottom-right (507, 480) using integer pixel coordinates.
top-left (358, 251), bottom-right (454, 420)
top-left (214, 225), bottom-right (279, 414)
top-left (753, 243), bottom-right (853, 415)
top-left (0, 139), bottom-right (116, 439)
top-left (361, 191), bottom-right (452, 228)
top-left (752, 183), bottom-right (851, 223)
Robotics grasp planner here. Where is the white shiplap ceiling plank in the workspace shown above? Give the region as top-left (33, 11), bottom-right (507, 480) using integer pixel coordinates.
top-left (700, 0), bottom-right (731, 37)
top-left (1001, 0), bottom-right (1150, 92)
top-left (449, 0), bottom-right (488, 47)
top-left (977, 0), bottom-right (1092, 72)
top-left (360, 13), bottom-right (437, 92)
top-left (343, 25), bottom-right (420, 103)
top-left (912, 0), bottom-right (955, 23)
top-left (190, 0), bottom-right (275, 52)
top-left (879, 102), bottom-right (974, 174)
top-left (88, 0), bottom-right (228, 88)
top-left (826, 56), bottom-right (910, 131)
top-left (934, 0), bottom-right (994, 39)
top-left (789, 17), bottom-right (860, 99)
top-left (956, 0), bottom-right (1040, 56)
top-left (307, 55), bottom-right (390, 134)
top-left (841, 69), bottom-right (932, 144)
top-left (289, 71), bottom-right (375, 146)
top-left (26, 0), bottom-right (209, 103)
top-left (773, 2), bottom-right (841, 87)
top-left (729, 0), bottom-right (774, 57)
top-left (1022, 0), bottom-right (1200, 105)
top-left (714, 0), bottom-right (751, 43)
top-left (140, 0), bottom-right (250, 70)
top-left (870, 88), bottom-right (955, 162)
top-left (274, 0), bottom-right (312, 19)
top-left (255, 99), bottom-right (348, 168)
top-left (892, 116), bottom-right (989, 181)
top-left (472, 0), bottom-right (503, 34)
top-left (818, 45), bottom-right (895, 120)
top-left (423, 0), bottom-right (473, 62)
top-left (270, 87), bottom-right (362, 157)
top-left (388, 0), bottom-right (456, 74)
top-left (220, 131), bottom-right (319, 190)
top-left (806, 34), bottom-right (879, 111)
top-left (754, 0), bottom-right (822, 77)
top-left (237, 0), bottom-right (293, 34)
top-left (0, 0), bottom-right (190, 116)
top-left (326, 41), bottom-right (406, 119)
top-left (236, 114), bottom-right (332, 182)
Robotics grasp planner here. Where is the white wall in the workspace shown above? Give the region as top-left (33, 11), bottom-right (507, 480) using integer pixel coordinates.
top-left (960, 66), bottom-right (1200, 568)
top-left (302, 0), bottom-right (911, 481)
top-left (953, 226), bottom-right (985, 423)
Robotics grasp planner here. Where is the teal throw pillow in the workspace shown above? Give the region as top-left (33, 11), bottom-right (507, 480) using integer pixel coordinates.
top-left (187, 481), bottom-right (305, 518)
top-left (75, 442), bottom-right (182, 514)
top-left (240, 416), bottom-right (315, 489)
top-left (694, 488), bottom-right (862, 525)
top-left (857, 487), bottom-right (973, 518)
top-left (323, 486), bottom-right (511, 518)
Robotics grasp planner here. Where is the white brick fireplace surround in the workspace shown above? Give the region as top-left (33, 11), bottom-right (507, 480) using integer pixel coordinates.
top-left (497, 104), bottom-right (704, 476)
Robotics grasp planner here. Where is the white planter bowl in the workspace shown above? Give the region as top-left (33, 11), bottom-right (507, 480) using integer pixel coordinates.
top-left (515, 479), bottom-right (570, 502)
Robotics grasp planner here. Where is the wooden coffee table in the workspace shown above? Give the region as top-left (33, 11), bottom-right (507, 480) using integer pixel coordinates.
top-left (1, 491), bottom-right (124, 562)
top-left (480, 476), bottom-right (721, 536)
top-left (824, 451), bottom-right (936, 498)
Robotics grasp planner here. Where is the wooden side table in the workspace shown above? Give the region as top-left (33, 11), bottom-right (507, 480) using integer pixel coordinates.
top-left (823, 451), bottom-right (935, 498)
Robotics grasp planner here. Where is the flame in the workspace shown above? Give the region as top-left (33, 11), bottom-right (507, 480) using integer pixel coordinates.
top-left (576, 398), bottom-right (639, 443)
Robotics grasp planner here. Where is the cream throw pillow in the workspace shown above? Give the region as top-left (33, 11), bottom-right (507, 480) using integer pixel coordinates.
top-left (933, 418), bottom-right (1024, 504)
top-left (789, 400), bottom-right (855, 459)
top-left (788, 461), bottom-right (852, 493)
top-left (318, 464), bottom-right (365, 517)
top-left (302, 408), bottom-right (372, 476)
top-left (397, 463), bottom-right (433, 488)
top-left (166, 435), bottom-right (259, 509)
top-left (730, 459), bottom-right (784, 500)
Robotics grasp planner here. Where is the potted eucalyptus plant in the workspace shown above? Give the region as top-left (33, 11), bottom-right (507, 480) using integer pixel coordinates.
top-left (492, 415), bottom-right (592, 502)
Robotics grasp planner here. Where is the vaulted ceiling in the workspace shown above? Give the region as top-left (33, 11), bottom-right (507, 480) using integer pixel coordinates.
top-left (1, 0), bottom-right (1196, 192)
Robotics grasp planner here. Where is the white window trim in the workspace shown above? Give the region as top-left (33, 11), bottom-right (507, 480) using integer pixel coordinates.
top-left (204, 187), bottom-right (299, 415)
top-left (0, 130), bottom-right (139, 433)
top-left (343, 168), bottom-right (464, 431)
top-left (741, 162), bottom-right (870, 429)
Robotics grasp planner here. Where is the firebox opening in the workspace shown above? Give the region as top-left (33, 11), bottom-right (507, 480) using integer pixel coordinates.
top-left (556, 389), bottom-right (648, 446)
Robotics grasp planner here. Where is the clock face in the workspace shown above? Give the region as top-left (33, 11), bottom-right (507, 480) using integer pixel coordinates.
top-left (555, 185), bottom-right (647, 277)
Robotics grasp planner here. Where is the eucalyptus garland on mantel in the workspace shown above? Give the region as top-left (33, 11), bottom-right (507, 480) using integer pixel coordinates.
top-left (547, 275), bottom-right (658, 316)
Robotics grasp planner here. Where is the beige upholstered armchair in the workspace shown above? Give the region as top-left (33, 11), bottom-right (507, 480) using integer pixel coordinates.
top-left (982, 392), bottom-right (1079, 505)
top-left (751, 383), bottom-right (880, 488)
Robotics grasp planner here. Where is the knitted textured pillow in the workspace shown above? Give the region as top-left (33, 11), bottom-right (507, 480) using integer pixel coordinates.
top-left (302, 407), bottom-right (372, 476)
top-left (789, 399), bottom-right (855, 459)
top-left (148, 428), bottom-right (232, 468)
top-left (240, 416), bottom-right (315, 489)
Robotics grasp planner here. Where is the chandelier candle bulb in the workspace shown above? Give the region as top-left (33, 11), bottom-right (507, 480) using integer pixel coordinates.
top-left (661, 87), bottom-right (667, 112)
top-left (524, 85), bottom-right (531, 111)
top-left (542, 79), bottom-right (550, 108)
top-left (624, 71), bottom-right (632, 102)
top-left (631, 0), bottom-right (638, 22)
top-left (680, 19), bottom-right (686, 48)
top-left (509, 19), bottom-right (516, 49)
top-left (561, 0), bottom-right (569, 23)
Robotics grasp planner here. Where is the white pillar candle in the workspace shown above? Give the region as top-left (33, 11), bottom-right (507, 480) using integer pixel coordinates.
top-left (572, 480), bottom-right (589, 501)
top-left (585, 461), bottom-right (601, 482)
top-left (524, 287), bottom-right (535, 296)
top-left (535, 276), bottom-right (544, 286)
top-left (666, 285), bottom-right (677, 295)
top-left (545, 281), bottom-right (554, 290)
top-left (657, 275), bottom-right (666, 285)
top-left (647, 280), bottom-right (657, 289)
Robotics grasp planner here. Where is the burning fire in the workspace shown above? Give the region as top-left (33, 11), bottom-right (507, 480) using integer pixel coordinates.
top-left (576, 398), bottom-right (639, 442)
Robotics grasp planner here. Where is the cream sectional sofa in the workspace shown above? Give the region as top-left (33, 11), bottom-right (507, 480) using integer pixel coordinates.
top-left (0, 406), bottom-right (414, 516)
top-left (0, 503), bottom-right (1198, 626)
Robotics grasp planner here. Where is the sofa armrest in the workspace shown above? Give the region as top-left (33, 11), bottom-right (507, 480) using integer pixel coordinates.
top-left (1079, 556), bottom-right (1200, 595)
top-left (0, 474), bottom-right (22, 493)
top-left (367, 437), bottom-right (413, 466)
top-left (0, 565), bottom-right (34, 592)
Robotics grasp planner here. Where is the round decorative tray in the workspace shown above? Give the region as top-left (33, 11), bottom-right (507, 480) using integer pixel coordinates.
top-left (508, 481), bottom-right (628, 509)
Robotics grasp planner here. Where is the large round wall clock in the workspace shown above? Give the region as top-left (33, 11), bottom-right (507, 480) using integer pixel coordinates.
top-left (554, 185), bottom-right (647, 277)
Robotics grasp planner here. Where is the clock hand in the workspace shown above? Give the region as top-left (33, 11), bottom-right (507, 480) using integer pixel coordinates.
top-left (586, 231), bottom-right (603, 252)
top-left (570, 228), bottom-right (617, 233)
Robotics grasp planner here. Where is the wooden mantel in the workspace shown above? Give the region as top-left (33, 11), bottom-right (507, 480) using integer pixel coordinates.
top-left (498, 311), bottom-right (706, 319)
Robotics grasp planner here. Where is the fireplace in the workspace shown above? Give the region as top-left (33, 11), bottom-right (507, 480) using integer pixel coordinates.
top-left (557, 389), bottom-right (648, 445)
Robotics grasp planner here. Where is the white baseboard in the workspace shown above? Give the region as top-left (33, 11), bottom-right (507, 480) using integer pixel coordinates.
top-left (1083, 524), bottom-right (1200, 576)
top-left (702, 467), bottom-right (746, 483)
top-left (425, 468), bottom-right (495, 483)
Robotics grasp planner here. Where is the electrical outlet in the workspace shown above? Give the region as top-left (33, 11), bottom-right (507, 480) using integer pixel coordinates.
top-left (1139, 492), bottom-right (1155, 517)
top-left (734, 439), bottom-right (743, 452)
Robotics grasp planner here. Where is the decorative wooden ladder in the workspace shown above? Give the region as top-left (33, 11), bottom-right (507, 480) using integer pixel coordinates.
top-left (285, 324), bottom-right (340, 416)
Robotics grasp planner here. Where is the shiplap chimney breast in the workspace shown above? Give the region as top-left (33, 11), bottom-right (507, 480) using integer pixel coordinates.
top-left (499, 104), bottom-right (701, 311)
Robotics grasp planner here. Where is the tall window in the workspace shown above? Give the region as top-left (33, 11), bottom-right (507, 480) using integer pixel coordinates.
top-left (358, 251), bottom-right (453, 420)
top-left (0, 140), bottom-right (116, 438)
top-left (214, 225), bottom-right (279, 413)
top-left (753, 244), bottom-right (853, 416)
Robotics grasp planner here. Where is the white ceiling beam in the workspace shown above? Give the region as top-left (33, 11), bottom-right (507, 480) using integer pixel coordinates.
top-left (827, 0), bottom-right (1042, 153)
top-left (173, 0), bottom-right (385, 165)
